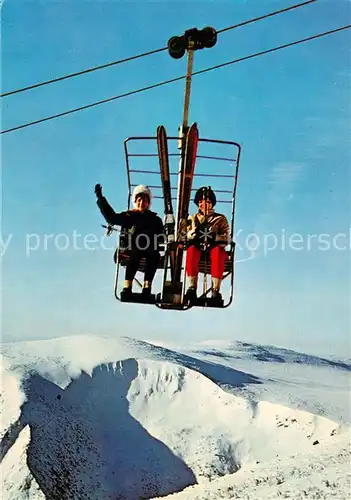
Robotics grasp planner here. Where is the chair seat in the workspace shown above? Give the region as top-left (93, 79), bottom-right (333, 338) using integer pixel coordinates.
top-left (116, 249), bottom-right (233, 274)
top-left (199, 252), bottom-right (233, 274)
top-left (117, 251), bottom-right (166, 271)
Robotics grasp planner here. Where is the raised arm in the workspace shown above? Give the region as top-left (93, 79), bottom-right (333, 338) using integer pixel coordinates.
top-left (95, 184), bottom-right (134, 228)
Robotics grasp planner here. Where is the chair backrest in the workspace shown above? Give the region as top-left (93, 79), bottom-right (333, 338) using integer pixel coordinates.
top-left (123, 134), bottom-right (241, 245)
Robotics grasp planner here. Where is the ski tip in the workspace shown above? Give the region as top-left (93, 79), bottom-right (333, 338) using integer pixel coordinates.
top-left (188, 122), bottom-right (199, 137)
top-left (189, 122), bottom-right (199, 138)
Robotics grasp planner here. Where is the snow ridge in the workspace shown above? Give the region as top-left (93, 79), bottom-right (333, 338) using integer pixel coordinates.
top-left (1, 336), bottom-right (349, 500)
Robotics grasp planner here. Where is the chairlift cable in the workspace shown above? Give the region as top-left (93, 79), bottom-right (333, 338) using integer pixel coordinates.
top-left (1, 24), bottom-right (349, 135)
top-left (1, 0), bottom-right (318, 98)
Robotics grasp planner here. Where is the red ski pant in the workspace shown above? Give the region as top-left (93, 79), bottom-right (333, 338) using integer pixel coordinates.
top-left (186, 245), bottom-right (228, 279)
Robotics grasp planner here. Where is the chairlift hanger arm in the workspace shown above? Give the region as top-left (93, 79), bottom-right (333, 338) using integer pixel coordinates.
top-left (111, 25), bottom-right (239, 310)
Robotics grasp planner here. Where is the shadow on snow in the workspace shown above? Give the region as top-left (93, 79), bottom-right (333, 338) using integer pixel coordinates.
top-left (1, 359), bottom-right (197, 500)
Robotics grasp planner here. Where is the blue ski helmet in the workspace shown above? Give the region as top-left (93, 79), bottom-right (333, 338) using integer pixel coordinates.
top-left (194, 186), bottom-right (216, 207)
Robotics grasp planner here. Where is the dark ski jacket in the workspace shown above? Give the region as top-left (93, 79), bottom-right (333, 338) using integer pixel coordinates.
top-left (97, 196), bottom-right (165, 252)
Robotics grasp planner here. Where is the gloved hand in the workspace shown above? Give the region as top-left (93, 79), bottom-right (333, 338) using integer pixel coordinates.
top-left (196, 223), bottom-right (216, 247)
top-left (95, 184), bottom-right (103, 199)
top-left (195, 222), bottom-right (210, 238)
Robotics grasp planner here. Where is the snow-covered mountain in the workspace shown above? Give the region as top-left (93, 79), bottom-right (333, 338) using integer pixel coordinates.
top-left (1, 335), bottom-right (350, 499)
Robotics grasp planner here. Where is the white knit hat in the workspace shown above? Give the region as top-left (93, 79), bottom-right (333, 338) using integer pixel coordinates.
top-left (132, 184), bottom-right (152, 206)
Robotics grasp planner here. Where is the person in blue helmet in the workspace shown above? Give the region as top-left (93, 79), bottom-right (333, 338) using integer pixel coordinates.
top-left (95, 183), bottom-right (164, 297)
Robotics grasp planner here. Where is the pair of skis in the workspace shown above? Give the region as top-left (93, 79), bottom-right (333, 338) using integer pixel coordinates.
top-left (157, 123), bottom-right (198, 291)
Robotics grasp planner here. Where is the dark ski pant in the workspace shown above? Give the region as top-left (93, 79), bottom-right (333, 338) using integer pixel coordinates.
top-left (125, 249), bottom-right (160, 283)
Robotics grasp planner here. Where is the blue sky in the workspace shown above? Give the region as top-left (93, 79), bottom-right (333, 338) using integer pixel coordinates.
top-left (2, 0), bottom-right (350, 357)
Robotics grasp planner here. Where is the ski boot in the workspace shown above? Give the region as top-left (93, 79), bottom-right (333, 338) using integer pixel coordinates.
top-left (211, 288), bottom-right (223, 306)
top-left (184, 287), bottom-right (197, 305)
top-left (121, 280), bottom-right (133, 301)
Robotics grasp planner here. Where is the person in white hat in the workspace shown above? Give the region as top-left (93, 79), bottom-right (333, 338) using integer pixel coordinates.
top-left (95, 183), bottom-right (164, 297)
